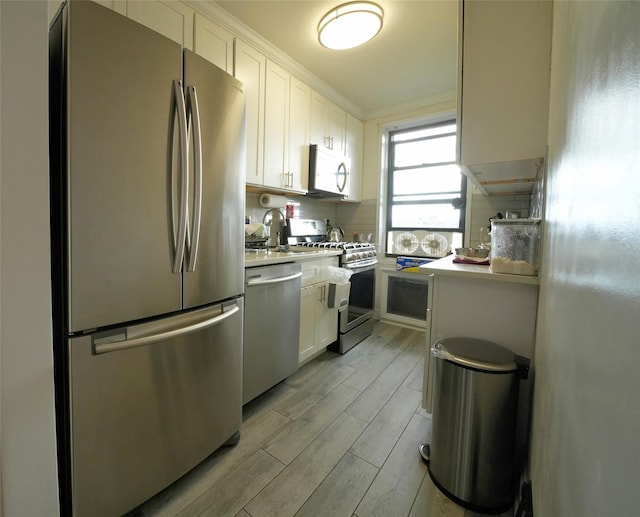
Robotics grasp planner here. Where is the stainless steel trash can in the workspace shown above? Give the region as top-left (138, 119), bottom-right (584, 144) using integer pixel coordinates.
top-left (427, 337), bottom-right (529, 514)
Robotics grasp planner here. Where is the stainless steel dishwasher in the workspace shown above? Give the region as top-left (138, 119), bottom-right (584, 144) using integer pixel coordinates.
top-left (243, 262), bottom-right (302, 404)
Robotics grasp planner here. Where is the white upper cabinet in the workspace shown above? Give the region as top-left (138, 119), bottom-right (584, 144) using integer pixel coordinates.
top-left (234, 39), bottom-right (266, 186)
top-left (457, 0), bottom-right (552, 195)
top-left (126, 0), bottom-right (194, 49)
top-left (326, 101), bottom-right (347, 154)
top-left (263, 60), bottom-right (291, 190)
top-left (310, 91), bottom-right (346, 153)
top-left (343, 112), bottom-right (363, 202)
top-left (288, 77), bottom-right (311, 193)
top-left (238, 50), bottom-right (310, 194)
top-left (92, 1), bottom-right (126, 16)
top-left (193, 13), bottom-right (234, 73)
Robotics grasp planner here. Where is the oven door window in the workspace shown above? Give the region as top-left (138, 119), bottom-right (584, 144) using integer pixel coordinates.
top-left (347, 267), bottom-right (375, 322)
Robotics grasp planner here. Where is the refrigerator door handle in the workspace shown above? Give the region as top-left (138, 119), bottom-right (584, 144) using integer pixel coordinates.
top-left (185, 85), bottom-right (203, 272)
top-left (93, 303), bottom-right (240, 355)
top-left (171, 79), bottom-right (189, 273)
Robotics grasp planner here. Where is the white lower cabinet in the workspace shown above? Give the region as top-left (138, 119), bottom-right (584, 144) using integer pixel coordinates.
top-left (422, 263), bottom-right (539, 413)
top-left (298, 257), bottom-right (339, 364)
top-left (299, 283), bottom-right (337, 363)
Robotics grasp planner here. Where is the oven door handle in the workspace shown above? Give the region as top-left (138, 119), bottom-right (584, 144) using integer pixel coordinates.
top-left (343, 260), bottom-right (377, 272)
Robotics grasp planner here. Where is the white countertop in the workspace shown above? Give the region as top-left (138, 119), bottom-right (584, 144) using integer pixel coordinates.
top-left (245, 248), bottom-right (342, 267)
top-left (418, 255), bottom-right (540, 285)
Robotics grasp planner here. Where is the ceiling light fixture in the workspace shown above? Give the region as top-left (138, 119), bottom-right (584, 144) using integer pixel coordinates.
top-left (318, 1), bottom-right (384, 50)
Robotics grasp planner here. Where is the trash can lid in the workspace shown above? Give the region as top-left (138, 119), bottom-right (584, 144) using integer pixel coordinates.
top-left (432, 337), bottom-right (518, 372)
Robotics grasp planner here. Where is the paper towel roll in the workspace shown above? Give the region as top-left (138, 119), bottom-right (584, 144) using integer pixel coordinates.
top-left (259, 193), bottom-right (287, 208)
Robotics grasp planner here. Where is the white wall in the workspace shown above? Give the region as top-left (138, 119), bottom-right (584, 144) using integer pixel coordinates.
top-left (530, 2), bottom-right (640, 514)
top-left (0, 1), bottom-right (60, 515)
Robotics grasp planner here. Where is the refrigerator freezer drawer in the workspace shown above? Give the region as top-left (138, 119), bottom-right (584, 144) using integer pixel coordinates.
top-left (67, 300), bottom-right (243, 516)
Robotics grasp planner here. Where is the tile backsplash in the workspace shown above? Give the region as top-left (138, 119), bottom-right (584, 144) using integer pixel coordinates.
top-left (245, 191), bottom-right (336, 227)
top-left (467, 186), bottom-right (531, 248)
top-left (245, 191), bottom-right (377, 242)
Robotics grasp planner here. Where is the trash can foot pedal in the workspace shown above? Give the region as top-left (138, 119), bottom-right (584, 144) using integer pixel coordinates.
top-left (418, 443), bottom-right (430, 464)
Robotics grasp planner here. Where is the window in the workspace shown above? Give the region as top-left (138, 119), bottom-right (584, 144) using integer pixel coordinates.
top-left (385, 120), bottom-right (466, 257)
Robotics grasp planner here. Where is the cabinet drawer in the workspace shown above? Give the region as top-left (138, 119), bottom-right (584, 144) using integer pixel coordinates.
top-left (300, 256), bottom-right (339, 287)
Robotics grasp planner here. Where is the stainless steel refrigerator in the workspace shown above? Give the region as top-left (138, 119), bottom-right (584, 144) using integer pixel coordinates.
top-left (49, 2), bottom-right (246, 515)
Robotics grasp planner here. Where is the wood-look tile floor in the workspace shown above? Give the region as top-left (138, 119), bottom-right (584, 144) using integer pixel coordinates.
top-left (136, 322), bottom-right (513, 517)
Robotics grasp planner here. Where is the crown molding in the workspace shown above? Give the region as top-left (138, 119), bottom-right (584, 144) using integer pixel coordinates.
top-left (185, 0), bottom-right (366, 119)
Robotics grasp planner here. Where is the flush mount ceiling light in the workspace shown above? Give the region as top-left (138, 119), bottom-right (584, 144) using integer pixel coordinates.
top-left (318, 1), bottom-right (384, 50)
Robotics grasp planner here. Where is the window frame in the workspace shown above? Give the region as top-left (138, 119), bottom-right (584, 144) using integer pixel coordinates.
top-left (385, 119), bottom-right (466, 256)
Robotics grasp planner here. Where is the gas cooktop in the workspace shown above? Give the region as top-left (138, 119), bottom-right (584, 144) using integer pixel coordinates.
top-left (293, 241), bottom-right (374, 250)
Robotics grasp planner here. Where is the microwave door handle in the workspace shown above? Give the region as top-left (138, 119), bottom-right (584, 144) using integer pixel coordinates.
top-left (185, 85), bottom-right (202, 272)
top-left (337, 162), bottom-right (348, 192)
top-left (171, 79), bottom-right (189, 273)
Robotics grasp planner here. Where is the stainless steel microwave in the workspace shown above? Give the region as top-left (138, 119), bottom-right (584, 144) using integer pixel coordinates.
top-left (308, 144), bottom-right (350, 197)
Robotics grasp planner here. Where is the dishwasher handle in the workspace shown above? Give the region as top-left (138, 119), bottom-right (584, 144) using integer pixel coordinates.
top-left (246, 271), bottom-right (302, 287)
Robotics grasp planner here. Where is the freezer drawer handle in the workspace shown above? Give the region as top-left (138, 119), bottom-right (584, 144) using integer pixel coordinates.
top-left (246, 271), bottom-right (303, 287)
top-left (93, 304), bottom-right (240, 355)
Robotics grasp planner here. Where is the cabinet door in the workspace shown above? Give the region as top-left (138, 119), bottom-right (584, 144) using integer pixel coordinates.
top-left (326, 101), bottom-right (346, 153)
top-left (263, 60), bottom-right (290, 189)
top-left (310, 91), bottom-right (346, 152)
top-left (458, 0), bottom-right (552, 165)
top-left (310, 91), bottom-right (328, 148)
top-left (288, 77), bottom-right (311, 193)
top-left (316, 283), bottom-right (338, 349)
top-left (193, 13), bottom-right (234, 73)
top-left (299, 285), bottom-right (317, 363)
top-left (126, 0), bottom-right (194, 49)
top-left (234, 39), bottom-right (266, 186)
top-left (343, 112), bottom-right (363, 202)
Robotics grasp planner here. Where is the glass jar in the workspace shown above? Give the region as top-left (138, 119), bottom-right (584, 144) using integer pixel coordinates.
top-left (490, 219), bottom-right (540, 276)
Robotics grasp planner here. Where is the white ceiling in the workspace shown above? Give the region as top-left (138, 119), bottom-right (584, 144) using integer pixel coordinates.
top-left (214, 1), bottom-right (458, 119)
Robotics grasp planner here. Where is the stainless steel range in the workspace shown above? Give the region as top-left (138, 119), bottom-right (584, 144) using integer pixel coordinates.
top-left (286, 219), bottom-right (377, 353)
